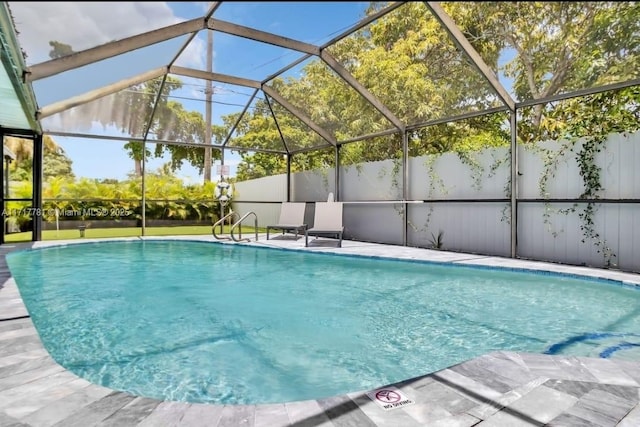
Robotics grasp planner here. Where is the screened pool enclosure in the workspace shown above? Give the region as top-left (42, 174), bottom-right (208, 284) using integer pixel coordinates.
top-left (1, 2), bottom-right (639, 272)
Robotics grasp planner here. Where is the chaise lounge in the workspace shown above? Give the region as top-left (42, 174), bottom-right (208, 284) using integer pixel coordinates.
top-left (305, 201), bottom-right (344, 247)
top-left (266, 202), bottom-right (307, 240)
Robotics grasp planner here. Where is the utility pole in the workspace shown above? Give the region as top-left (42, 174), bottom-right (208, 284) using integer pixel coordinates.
top-left (204, 22), bottom-right (213, 182)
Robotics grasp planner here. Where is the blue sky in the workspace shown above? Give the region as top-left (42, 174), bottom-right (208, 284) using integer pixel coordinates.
top-left (9, 1), bottom-right (371, 183)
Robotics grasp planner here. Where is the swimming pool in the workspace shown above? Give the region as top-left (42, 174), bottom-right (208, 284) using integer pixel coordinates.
top-left (7, 239), bottom-right (640, 405)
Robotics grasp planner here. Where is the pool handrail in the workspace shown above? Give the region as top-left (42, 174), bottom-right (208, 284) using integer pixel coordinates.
top-left (231, 211), bottom-right (258, 242)
top-left (212, 211), bottom-right (240, 240)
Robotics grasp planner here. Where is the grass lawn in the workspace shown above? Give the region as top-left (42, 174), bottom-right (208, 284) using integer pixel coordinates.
top-left (4, 225), bottom-right (264, 243)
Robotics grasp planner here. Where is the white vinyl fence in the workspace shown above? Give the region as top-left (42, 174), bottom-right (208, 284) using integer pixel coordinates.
top-left (232, 131), bottom-right (640, 273)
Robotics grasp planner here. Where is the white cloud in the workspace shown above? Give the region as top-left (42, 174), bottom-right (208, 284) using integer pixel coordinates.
top-left (173, 33), bottom-right (207, 71)
top-left (9, 2), bottom-right (191, 65)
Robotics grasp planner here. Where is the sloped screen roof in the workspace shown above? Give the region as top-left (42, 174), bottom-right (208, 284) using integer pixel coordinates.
top-left (3, 1), bottom-right (639, 155)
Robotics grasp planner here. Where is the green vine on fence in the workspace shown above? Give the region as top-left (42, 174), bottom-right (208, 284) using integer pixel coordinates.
top-left (485, 149), bottom-right (512, 225)
top-left (534, 134), bottom-right (617, 266)
top-left (407, 154), bottom-right (449, 237)
top-left (459, 147), bottom-right (514, 224)
top-left (538, 106), bottom-right (634, 267)
top-left (377, 156), bottom-right (403, 199)
top-left (375, 156), bottom-right (405, 218)
top-left (530, 142), bottom-right (574, 237)
top-left (455, 150), bottom-right (484, 191)
top-left (532, 85), bottom-right (640, 268)
top-left (553, 86), bottom-right (640, 266)
top-left (407, 147), bottom-right (510, 244)
top-left (455, 147), bottom-right (513, 225)
top-left (389, 157), bottom-right (405, 220)
top-left (319, 167), bottom-right (331, 193)
top-left (574, 134), bottom-right (618, 266)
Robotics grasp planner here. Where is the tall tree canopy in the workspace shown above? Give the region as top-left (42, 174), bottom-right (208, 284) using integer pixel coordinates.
top-left (472, 1), bottom-right (640, 142)
top-left (230, 1), bottom-right (639, 180)
top-left (4, 135), bottom-right (74, 181)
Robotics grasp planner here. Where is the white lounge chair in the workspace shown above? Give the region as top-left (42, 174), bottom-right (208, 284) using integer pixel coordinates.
top-left (266, 202), bottom-right (307, 240)
top-left (305, 202), bottom-right (344, 247)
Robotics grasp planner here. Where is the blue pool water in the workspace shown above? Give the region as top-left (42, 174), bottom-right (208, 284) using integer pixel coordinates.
top-left (7, 240), bottom-right (640, 405)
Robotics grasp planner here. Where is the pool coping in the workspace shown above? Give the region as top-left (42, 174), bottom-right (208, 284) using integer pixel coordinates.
top-left (2, 235), bottom-right (640, 426)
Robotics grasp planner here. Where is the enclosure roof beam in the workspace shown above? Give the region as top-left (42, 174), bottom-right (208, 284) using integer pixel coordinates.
top-left (320, 50), bottom-right (405, 132)
top-left (516, 78), bottom-right (640, 109)
top-left (25, 19), bottom-right (205, 82)
top-left (37, 67), bottom-right (167, 119)
top-left (222, 89), bottom-right (259, 147)
top-left (424, 2), bottom-right (515, 112)
top-left (223, 144), bottom-right (287, 155)
top-left (168, 2), bottom-right (222, 68)
top-left (406, 106), bottom-right (510, 131)
top-left (208, 18), bottom-right (320, 55)
top-left (0, 2), bottom-right (40, 132)
top-left (290, 142), bottom-right (336, 155)
top-left (142, 74), bottom-right (168, 142)
top-left (338, 128), bottom-right (401, 145)
top-left (321, 2), bottom-right (406, 49)
top-left (204, 1), bottom-right (222, 19)
top-left (169, 66), bottom-right (261, 89)
top-left (262, 85), bottom-right (337, 146)
top-left (265, 95), bottom-right (292, 154)
top-left (262, 54), bottom-right (312, 85)
top-left (44, 130), bottom-right (289, 154)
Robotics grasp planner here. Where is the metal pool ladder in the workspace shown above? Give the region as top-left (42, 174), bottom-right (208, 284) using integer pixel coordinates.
top-left (231, 211), bottom-right (258, 242)
top-left (212, 211), bottom-right (240, 241)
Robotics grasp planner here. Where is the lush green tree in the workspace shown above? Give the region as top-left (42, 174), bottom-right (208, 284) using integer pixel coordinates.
top-left (331, 2), bottom-right (501, 126)
top-left (5, 135), bottom-right (74, 182)
top-left (232, 2), bottom-right (508, 176)
top-left (155, 101), bottom-right (223, 176)
top-left (117, 78), bottom-right (222, 182)
top-left (230, 2), bottom-right (638, 178)
top-left (43, 150), bottom-right (74, 179)
top-left (227, 101), bottom-right (287, 180)
top-left (471, 1), bottom-right (640, 142)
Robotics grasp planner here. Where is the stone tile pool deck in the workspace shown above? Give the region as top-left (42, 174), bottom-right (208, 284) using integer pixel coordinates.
top-left (2, 235), bottom-right (640, 426)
